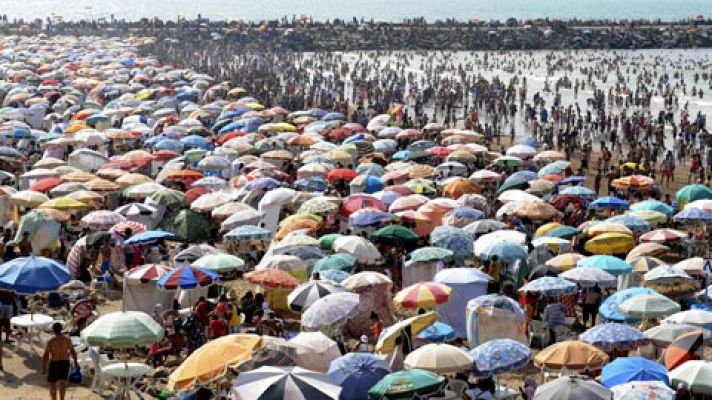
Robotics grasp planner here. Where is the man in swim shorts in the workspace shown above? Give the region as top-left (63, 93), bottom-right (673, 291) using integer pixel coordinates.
top-left (42, 322), bottom-right (79, 400)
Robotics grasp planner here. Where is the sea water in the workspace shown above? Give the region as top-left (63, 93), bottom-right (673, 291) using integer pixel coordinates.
top-left (0, 0), bottom-right (708, 22)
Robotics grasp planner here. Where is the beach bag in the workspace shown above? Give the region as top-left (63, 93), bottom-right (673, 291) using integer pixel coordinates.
top-left (69, 368), bottom-right (82, 384)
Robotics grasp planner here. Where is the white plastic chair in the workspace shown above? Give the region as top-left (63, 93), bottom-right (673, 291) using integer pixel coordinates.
top-left (88, 347), bottom-right (118, 395)
top-left (554, 325), bottom-right (577, 342)
top-left (528, 320), bottom-right (549, 347)
top-left (446, 380), bottom-right (468, 399)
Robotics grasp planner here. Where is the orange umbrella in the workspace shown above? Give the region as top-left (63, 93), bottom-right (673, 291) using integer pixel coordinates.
top-left (442, 178), bottom-right (480, 199)
top-left (533, 341), bottom-right (609, 371)
top-left (168, 170), bottom-right (204, 181)
top-left (244, 269), bottom-right (301, 289)
top-left (394, 282), bottom-right (452, 309)
top-left (274, 220), bottom-right (320, 241)
top-left (665, 330), bottom-right (705, 371)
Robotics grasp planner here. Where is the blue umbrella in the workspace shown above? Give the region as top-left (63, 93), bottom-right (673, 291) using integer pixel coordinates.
top-left (373, 191), bottom-right (401, 209)
top-left (224, 225), bottom-right (272, 241)
top-left (590, 196), bottom-right (629, 210)
top-left (560, 186), bottom-right (597, 198)
top-left (601, 356), bottom-right (669, 388)
top-left (606, 215), bottom-right (651, 233)
top-left (599, 287), bottom-right (657, 322)
top-left (328, 353), bottom-right (390, 400)
top-left (218, 120), bottom-right (245, 134)
top-left (392, 150), bottom-right (412, 160)
top-left (344, 133), bottom-right (369, 144)
top-left (154, 138), bottom-right (184, 151)
top-left (577, 255), bottom-right (632, 276)
top-left (447, 207), bottom-right (483, 220)
top-left (294, 177), bottom-right (328, 192)
top-left (517, 137), bottom-right (539, 148)
top-left (355, 163), bottom-right (386, 177)
top-left (318, 270), bottom-right (352, 283)
top-left (430, 226), bottom-right (473, 262)
top-left (518, 277), bottom-right (578, 296)
top-left (580, 322), bottom-right (646, 352)
top-left (469, 338), bottom-right (531, 377)
top-left (416, 321), bottom-right (456, 343)
top-left (408, 140), bottom-right (437, 151)
top-left (673, 208), bottom-right (712, 223)
top-left (323, 112), bottom-right (345, 121)
top-left (156, 265), bottom-right (219, 290)
top-left (180, 134), bottom-right (209, 148)
top-left (361, 175), bottom-right (385, 194)
top-left (559, 175), bottom-right (586, 184)
top-left (85, 114), bottom-right (109, 124)
top-left (481, 241), bottom-right (527, 263)
top-left (145, 134), bottom-right (166, 146)
top-left (245, 177), bottom-right (281, 191)
top-left (0, 256), bottom-right (70, 294)
top-left (125, 230), bottom-right (176, 245)
top-left (350, 211), bottom-right (394, 227)
top-left (630, 200), bottom-right (674, 216)
top-left (507, 170), bottom-right (539, 182)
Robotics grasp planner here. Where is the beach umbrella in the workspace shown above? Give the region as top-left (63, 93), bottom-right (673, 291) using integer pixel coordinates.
top-left (599, 287), bottom-right (657, 322)
top-left (368, 369), bottom-right (445, 400)
top-left (640, 228), bottom-right (687, 244)
top-left (312, 253), bottom-right (357, 273)
top-left (81, 311), bottom-right (164, 347)
top-left (10, 190), bottom-right (49, 207)
top-left (394, 282), bottom-right (452, 309)
top-left (664, 310), bottom-right (712, 326)
top-left (469, 338), bottom-right (531, 377)
top-left (559, 186), bottom-right (596, 198)
top-left (156, 265), bottom-right (218, 290)
top-left (230, 366), bottom-right (341, 400)
top-left (677, 184), bottom-right (712, 203)
top-left (375, 312), bottom-right (439, 354)
top-left (372, 224), bottom-right (419, 249)
top-left (245, 269), bottom-right (302, 289)
top-left (289, 332), bottom-right (342, 373)
top-left (666, 330), bottom-right (706, 371)
top-left (645, 323), bottom-right (711, 347)
top-left (0, 256), bottom-right (70, 294)
top-left (125, 182), bottom-right (166, 199)
top-left (80, 210), bottom-right (125, 230)
top-left (403, 343), bottom-right (473, 374)
top-left (643, 266), bottom-right (699, 299)
top-left (333, 236), bottom-right (382, 265)
top-left (173, 244), bottom-right (221, 263)
top-left (38, 197), bottom-right (88, 210)
top-left (328, 353), bottom-right (390, 400)
top-left (589, 196), bottom-right (629, 210)
top-left (585, 232), bottom-right (636, 255)
top-left (125, 264), bottom-right (172, 284)
top-left (473, 230), bottom-right (526, 255)
top-left (224, 225), bottom-right (272, 241)
top-left (670, 360), bottom-right (712, 395)
top-left (124, 230), bottom-right (175, 244)
top-left (626, 256), bottom-right (666, 273)
top-left (611, 381), bottom-right (675, 400)
top-left (631, 200), bottom-right (674, 216)
top-left (601, 356), bottom-right (669, 388)
top-left (301, 292), bottom-right (360, 331)
top-left (533, 341), bottom-right (609, 371)
top-left (513, 201), bottom-right (559, 220)
top-left (287, 281), bottom-right (344, 312)
top-left (519, 277), bottom-right (578, 296)
top-left (606, 215), bottom-right (651, 233)
top-left (236, 342), bottom-right (297, 372)
top-left (169, 334), bottom-right (262, 391)
top-left (674, 257), bottom-right (706, 275)
top-left (577, 255), bottom-right (632, 276)
top-left (579, 322), bottom-right (645, 352)
top-left (629, 210), bottom-right (668, 226)
top-left (480, 241), bottom-right (527, 262)
top-left (559, 267), bottom-right (616, 288)
top-left (463, 219), bottom-right (506, 237)
top-left (193, 254), bottom-right (245, 272)
top-left (673, 208), bottom-right (712, 223)
top-left (409, 246), bottom-right (454, 263)
top-left (546, 253), bottom-right (587, 270)
top-left (416, 321), bottom-right (456, 343)
top-left (430, 226), bottom-right (473, 261)
top-left (534, 376), bottom-right (612, 400)
top-left (618, 293), bottom-right (681, 319)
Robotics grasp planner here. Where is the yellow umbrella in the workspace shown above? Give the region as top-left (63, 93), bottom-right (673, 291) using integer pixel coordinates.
top-left (61, 170), bottom-right (96, 183)
top-left (84, 178), bottom-right (121, 192)
top-left (585, 232), bottom-right (636, 255)
top-left (279, 212), bottom-right (324, 228)
top-left (96, 168), bottom-right (128, 180)
top-left (535, 222), bottom-right (562, 237)
top-left (38, 197), bottom-right (88, 210)
top-left (533, 341), bottom-right (609, 371)
top-left (325, 150), bottom-right (353, 163)
top-left (586, 222), bottom-right (633, 238)
top-left (375, 311), bottom-right (439, 354)
top-left (545, 253), bottom-right (586, 271)
top-left (116, 173), bottom-right (153, 187)
top-left (65, 190), bottom-right (104, 204)
top-left (626, 243), bottom-right (669, 261)
top-left (168, 334), bottom-right (262, 391)
top-left (628, 256), bottom-right (667, 273)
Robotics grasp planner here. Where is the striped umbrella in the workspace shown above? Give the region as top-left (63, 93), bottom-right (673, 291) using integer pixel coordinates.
top-left (599, 287), bottom-right (658, 322)
top-left (231, 366), bottom-right (341, 400)
top-left (394, 282), bottom-right (452, 309)
top-left (126, 264), bottom-right (172, 284)
top-left (224, 225), bottom-right (272, 241)
top-left (546, 253), bottom-right (587, 270)
top-left (640, 228), bottom-right (688, 244)
top-left (111, 220), bottom-right (147, 236)
top-left (469, 338), bottom-right (531, 377)
top-left (301, 292), bottom-right (360, 331)
top-left (580, 322), bottom-right (645, 352)
top-left (81, 311), bottom-right (164, 347)
top-left (80, 210), bottom-right (125, 230)
top-left (559, 267), bottom-right (617, 288)
top-left (115, 202), bottom-right (158, 217)
top-left (665, 330), bottom-right (706, 371)
top-left (619, 294), bottom-right (681, 319)
top-left (643, 266), bottom-right (700, 299)
top-left (237, 344), bottom-right (297, 372)
top-left (156, 265), bottom-right (219, 290)
top-left (287, 281), bottom-right (344, 312)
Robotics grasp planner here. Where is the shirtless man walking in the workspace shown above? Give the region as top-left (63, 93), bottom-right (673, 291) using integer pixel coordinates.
top-left (41, 322), bottom-right (78, 400)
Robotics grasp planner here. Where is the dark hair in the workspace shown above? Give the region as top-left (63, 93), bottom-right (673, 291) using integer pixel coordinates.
top-left (370, 311), bottom-right (379, 320)
top-left (52, 322), bottom-right (63, 334)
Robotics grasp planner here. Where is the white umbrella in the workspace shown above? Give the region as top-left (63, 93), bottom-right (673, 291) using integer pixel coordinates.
top-left (332, 236), bottom-right (382, 265)
top-left (474, 230), bottom-right (526, 255)
top-left (663, 309), bottom-right (712, 326)
top-left (645, 323), bottom-right (712, 346)
top-left (221, 208), bottom-right (265, 231)
top-left (301, 292), bottom-right (360, 331)
top-left (289, 332), bottom-right (341, 373)
top-left (190, 191), bottom-right (234, 212)
top-left (403, 343), bottom-right (474, 374)
top-left (231, 366), bottom-right (341, 400)
top-left (498, 189), bottom-right (541, 203)
top-left (126, 182), bottom-right (166, 199)
top-left (191, 176), bottom-right (228, 191)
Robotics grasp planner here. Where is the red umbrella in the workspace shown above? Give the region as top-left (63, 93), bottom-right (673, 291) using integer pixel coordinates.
top-left (102, 159), bottom-right (133, 170)
top-left (328, 127), bottom-right (355, 140)
top-left (185, 187), bottom-right (212, 203)
top-left (217, 131), bottom-right (245, 145)
top-left (327, 169), bottom-right (358, 183)
top-left (244, 269), bottom-right (301, 288)
top-left (152, 150), bottom-right (180, 161)
top-left (126, 264), bottom-right (172, 283)
top-left (30, 177), bottom-right (63, 192)
top-left (427, 147), bottom-right (452, 157)
top-left (340, 194), bottom-right (385, 217)
top-left (384, 185), bottom-right (415, 196)
top-left (542, 174), bottom-right (564, 182)
top-left (549, 194), bottom-right (583, 211)
top-left (112, 220), bottom-right (147, 235)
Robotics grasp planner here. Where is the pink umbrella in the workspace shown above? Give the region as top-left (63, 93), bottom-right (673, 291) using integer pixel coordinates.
top-left (640, 229), bottom-right (688, 244)
top-left (126, 264), bottom-right (173, 283)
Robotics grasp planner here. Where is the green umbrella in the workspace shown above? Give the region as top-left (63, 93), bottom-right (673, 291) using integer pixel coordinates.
top-left (496, 178), bottom-right (529, 194)
top-left (150, 188), bottom-right (189, 212)
top-left (372, 225), bottom-right (419, 249)
top-left (338, 143), bottom-right (359, 159)
top-left (313, 253), bottom-right (358, 273)
top-left (368, 369), bottom-right (446, 400)
top-left (543, 226), bottom-right (580, 239)
top-left (618, 293), bottom-right (681, 319)
top-left (410, 247), bottom-right (454, 263)
top-left (670, 360), bottom-right (712, 395)
top-left (319, 233), bottom-right (342, 251)
top-left (193, 254), bottom-right (245, 272)
top-left (677, 184), bottom-right (712, 203)
top-left (493, 156), bottom-right (523, 167)
top-left (81, 311), bottom-right (164, 347)
top-left (165, 210), bottom-right (213, 242)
